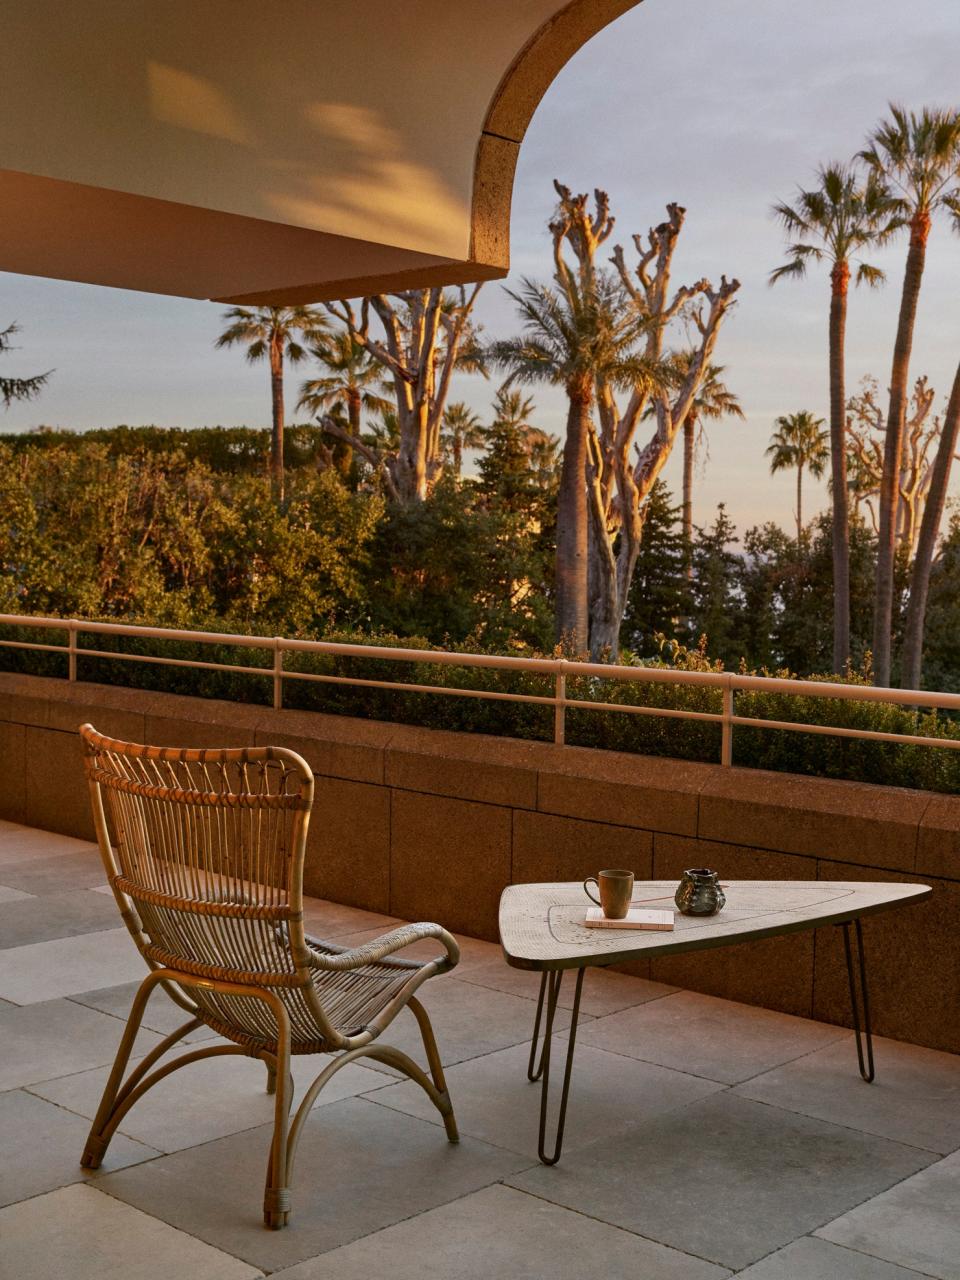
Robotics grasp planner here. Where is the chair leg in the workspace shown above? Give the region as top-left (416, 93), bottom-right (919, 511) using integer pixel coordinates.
top-left (407, 996), bottom-right (458, 1142)
top-left (263, 1009), bottom-right (294, 1230)
top-left (81, 970), bottom-right (164, 1169)
top-left (265, 1059), bottom-right (277, 1095)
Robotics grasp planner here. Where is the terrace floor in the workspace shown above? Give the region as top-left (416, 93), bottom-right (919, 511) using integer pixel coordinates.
top-left (1, 819), bottom-right (959, 1279)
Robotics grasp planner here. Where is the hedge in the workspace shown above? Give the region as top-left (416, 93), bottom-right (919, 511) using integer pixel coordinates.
top-left (1, 618), bottom-right (957, 793)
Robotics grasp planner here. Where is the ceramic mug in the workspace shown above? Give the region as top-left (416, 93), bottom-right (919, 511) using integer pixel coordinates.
top-left (583, 869), bottom-right (634, 920)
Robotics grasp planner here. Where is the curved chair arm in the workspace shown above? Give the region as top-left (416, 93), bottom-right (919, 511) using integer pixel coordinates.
top-left (304, 923), bottom-right (460, 974)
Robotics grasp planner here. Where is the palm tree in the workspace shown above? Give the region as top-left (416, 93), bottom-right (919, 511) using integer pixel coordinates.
top-left (491, 386), bottom-right (557, 475)
top-left (1, 322), bottom-right (50, 409)
top-left (216, 305), bottom-right (327, 501)
top-left (668, 354), bottom-right (743, 576)
top-left (441, 402), bottom-right (486, 479)
top-left (297, 332), bottom-right (390, 481)
top-left (771, 162), bottom-right (895, 671)
top-left (766, 412), bottom-right (829, 546)
top-left (860, 105), bottom-right (960, 686)
top-left (489, 272), bottom-right (651, 652)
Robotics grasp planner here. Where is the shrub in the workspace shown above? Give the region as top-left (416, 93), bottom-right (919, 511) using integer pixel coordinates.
top-left (2, 616), bottom-right (959, 793)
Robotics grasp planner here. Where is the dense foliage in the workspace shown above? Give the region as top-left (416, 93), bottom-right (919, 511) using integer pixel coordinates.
top-left (3, 424), bottom-right (960, 792)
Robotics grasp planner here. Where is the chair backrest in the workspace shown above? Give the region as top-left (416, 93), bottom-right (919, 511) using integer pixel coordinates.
top-left (80, 724), bottom-right (316, 1031)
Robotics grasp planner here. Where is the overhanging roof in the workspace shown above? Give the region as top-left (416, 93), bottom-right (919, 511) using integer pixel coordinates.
top-left (0, 1), bottom-right (638, 303)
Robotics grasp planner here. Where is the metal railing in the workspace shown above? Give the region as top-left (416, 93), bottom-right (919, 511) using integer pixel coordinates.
top-left (2, 612), bottom-right (960, 766)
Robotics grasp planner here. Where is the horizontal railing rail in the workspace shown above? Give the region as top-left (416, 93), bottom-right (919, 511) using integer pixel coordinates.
top-left (2, 612), bottom-right (960, 766)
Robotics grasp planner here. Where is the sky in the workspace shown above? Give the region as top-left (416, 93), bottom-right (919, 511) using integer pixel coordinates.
top-left (2, 0), bottom-right (960, 537)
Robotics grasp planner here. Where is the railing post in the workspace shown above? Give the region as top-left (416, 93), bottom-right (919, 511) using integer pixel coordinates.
top-left (273, 639), bottom-right (283, 711)
top-left (554, 663), bottom-right (566, 746)
top-left (721, 681), bottom-right (734, 766)
top-left (68, 620), bottom-right (77, 682)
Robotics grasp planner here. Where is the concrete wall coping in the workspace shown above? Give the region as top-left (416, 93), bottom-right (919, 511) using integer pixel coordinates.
top-left (0, 669), bottom-right (952, 878)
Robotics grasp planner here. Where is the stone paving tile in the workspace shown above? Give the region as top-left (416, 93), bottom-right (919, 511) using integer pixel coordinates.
top-left (572, 989), bottom-right (846, 1084)
top-left (269, 1183), bottom-right (731, 1280)
top-left (68, 979), bottom-right (220, 1042)
top-left (0, 997), bottom-right (164, 1091)
top-left (0, 889), bottom-right (122, 949)
top-left (0, 1089), bottom-right (158, 1207)
top-left (509, 1092), bottom-right (933, 1272)
top-left (330, 925), bottom-right (500, 974)
top-left (98, 1096), bottom-right (532, 1273)
top-left (0, 1184), bottom-right (263, 1280)
top-left (0, 827), bottom-right (95, 866)
top-left (301, 897), bottom-right (402, 939)
top-left (736, 1237), bottom-right (928, 1278)
top-left (817, 1151), bottom-right (960, 1280)
top-left (355, 974), bottom-right (574, 1078)
top-left (369, 1039), bottom-right (722, 1159)
top-left (734, 1034), bottom-right (960, 1154)
top-left (0, 928), bottom-right (152, 1003)
top-left (0, 884), bottom-right (32, 903)
top-left (32, 1052), bottom-right (387, 1154)
top-left (456, 954), bottom-right (679, 1017)
top-left (0, 849), bottom-right (106, 895)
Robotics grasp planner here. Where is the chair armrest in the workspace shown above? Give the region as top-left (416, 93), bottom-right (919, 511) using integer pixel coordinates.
top-left (304, 922), bottom-right (460, 973)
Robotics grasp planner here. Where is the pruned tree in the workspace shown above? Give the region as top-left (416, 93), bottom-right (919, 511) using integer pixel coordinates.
top-left (585, 199), bottom-right (740, 659)
top-left (902, 358), bottom-right (960, 688)
top-left (861, 104), bottom-right (960, 685)
top-left (845, 375), bottom-right (939, 553)
top-left (320, 287), bottom-right (484, 504)
top-left (1, 322), bottom-right (51, 409)
top-left (489, 189), bottom-right (653, 653)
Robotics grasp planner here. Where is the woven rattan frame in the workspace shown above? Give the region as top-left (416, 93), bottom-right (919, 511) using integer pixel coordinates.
top-left (78, 723), bottom-right (460, 1229)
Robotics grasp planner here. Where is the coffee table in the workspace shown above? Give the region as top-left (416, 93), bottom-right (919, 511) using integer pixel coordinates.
top-left (498, 879), bottom-right (931, 1165)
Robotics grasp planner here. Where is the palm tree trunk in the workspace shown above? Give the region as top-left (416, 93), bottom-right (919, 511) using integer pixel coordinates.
top-left (796, 462), bottom-right (803, 545)
top-left (682, 416), bottom-right (695, 579)
top-left (338, 388), bottom-right (359, 481)
top-left (556, 379), bottom-right (590, 653)
top-left (873, 210), bottom-right (930, 686)
top-left (829, 261), bottom-right (851, 671)
top-left (900, 358), bottom-right (960, 689)
top-left (269, 342), bottom-right (285, 503)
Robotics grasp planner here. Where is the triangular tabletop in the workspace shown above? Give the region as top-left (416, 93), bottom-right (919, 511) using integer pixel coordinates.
top-left (499, 879), bottom-right (931, 970)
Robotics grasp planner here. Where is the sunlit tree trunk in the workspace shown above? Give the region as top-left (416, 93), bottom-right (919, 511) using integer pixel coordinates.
top-left (901, 358), bottom-right (960, 689)
top-left (874, 210), bottom-right (930, 686)
top-left (324, 287), bottom-right (481, 506)
top-left (682, 416), bottom-right (695, 578)
top-left (829, 259), bottom-right (851, 669)
top-left (269, 338), bottom-right (285, 502)
top-left (557, 378), bottom-right (591, 652)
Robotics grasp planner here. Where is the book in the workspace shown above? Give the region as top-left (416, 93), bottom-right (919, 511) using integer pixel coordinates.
top-left (584, 907), bottom-right (674, 931)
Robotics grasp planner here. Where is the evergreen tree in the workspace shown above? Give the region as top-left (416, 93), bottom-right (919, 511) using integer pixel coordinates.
top-left (690, 506), bottom-right (742, 664)
top-left (621, 483), bottom-right (689, 656)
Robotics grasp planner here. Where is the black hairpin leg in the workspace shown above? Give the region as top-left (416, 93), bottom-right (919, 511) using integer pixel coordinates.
top-left (527, 966), bottom-right (585, 1165)
top-left (840, 918), bottom-right (875, 1083)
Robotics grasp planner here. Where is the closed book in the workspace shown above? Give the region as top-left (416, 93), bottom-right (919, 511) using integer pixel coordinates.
top-left (584, 907), bottom-right (674, 931)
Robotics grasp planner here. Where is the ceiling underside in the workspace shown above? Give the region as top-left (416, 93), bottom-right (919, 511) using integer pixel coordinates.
top-left (0, 1), bottom-right (638, 302)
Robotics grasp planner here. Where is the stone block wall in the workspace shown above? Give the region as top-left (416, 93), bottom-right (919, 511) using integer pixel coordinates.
top-left (1, 670), bottom-right (957, 1054)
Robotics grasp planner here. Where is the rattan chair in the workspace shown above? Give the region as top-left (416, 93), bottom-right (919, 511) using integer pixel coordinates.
top-left (78, 723), bottom-right (460, 1229)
